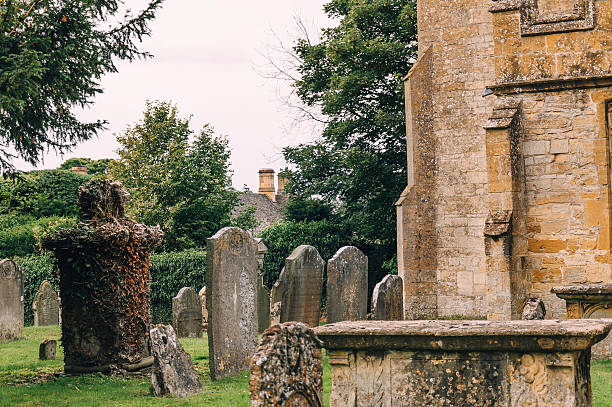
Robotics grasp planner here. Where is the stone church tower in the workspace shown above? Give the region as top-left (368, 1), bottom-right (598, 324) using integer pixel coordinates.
top-left (397, 0), bottom-right (612, 320)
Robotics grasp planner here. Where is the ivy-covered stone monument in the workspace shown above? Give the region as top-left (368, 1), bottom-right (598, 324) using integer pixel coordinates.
top-left (44, 179), bottom-right (163, 374)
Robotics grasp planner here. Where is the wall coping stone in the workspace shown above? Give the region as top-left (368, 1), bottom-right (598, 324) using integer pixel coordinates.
top-left (314, 320), bottom-right (612, 352)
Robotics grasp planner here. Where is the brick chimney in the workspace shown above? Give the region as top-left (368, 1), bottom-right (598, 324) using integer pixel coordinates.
top-left (277, 174), bottom-right (289, 196)
top-left (258, 169), bottom-right (276, 202)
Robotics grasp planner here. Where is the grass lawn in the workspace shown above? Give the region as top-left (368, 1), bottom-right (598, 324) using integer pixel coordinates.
top-left (0, 326), bottom-right (331, 406)
top-left (0, 326), bottom-right (610, 406)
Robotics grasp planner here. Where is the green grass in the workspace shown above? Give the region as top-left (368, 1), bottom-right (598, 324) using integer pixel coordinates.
top-left (0, 326), bottom-right (609, 406)
top-left (0, 326), bottom-right (330, 406)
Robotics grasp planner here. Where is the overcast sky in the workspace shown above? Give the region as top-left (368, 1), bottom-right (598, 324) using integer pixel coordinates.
top-left (14, 0), bottom-right (331, 190)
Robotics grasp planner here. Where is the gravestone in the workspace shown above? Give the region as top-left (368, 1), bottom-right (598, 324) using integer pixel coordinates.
top-left (42, 179), bottom-right (162, 374)
top-left (371, 275), bottom-right (404, 321)
top-left (33, 280), bottom-right (60, 326)
top-left (522, 298), bottom-right (546, 320)
top-left (250, 322), bottom-right (323, 407)
top-left (207, 227), bottom-right (258, 379)
top-left (198, 286), bottom-right (208, 330)
top-left (326, 246), bottom-right (368, 323)
top-left (150, 325), bottom-right (202, 398)
top-left (256, 239), bottom-right (270, 333)
top-left (257, 275), bottom-right (271, 333)
top-left (172, 287), bottom-right (202, 338)
top-left (0, 259), bottom-right (23, 343)
top-left (280, 246), bottom-right (324, 327)
top-left (39, 339), bottom-right (57, 360)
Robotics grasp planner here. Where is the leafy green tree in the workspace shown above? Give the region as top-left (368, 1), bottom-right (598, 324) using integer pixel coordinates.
top-left (0, 0), bottom-right (163, 175)
top-left (109, 101), bottom-right (238, 251)
top-left (283, 197), bottom-right (333, 223)
top-left (281, 0), bottom-right (418, 272)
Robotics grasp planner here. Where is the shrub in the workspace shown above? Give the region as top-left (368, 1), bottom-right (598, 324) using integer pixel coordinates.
top-left (149, 250), bottom-right (207, 324)
top-left (0, 216), bottom-right (77, 258)
top-left (13, 253), bottom-right (59, 326)
top-left (0, 170), bottom-right (90, 217)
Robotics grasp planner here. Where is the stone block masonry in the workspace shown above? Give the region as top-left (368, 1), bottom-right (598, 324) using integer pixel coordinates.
top-left (399, 0), bottom-right (612, 320)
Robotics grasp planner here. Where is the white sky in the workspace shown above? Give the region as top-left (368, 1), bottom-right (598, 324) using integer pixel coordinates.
top-left (14, 0), bottom-right (331, 190)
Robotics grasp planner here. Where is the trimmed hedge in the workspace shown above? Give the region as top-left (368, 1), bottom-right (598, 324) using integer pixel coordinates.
top-left (0, 216), bottom-right (77, 258)
top-left (13, 249), bottom-right (206, 326)
top-left (149, 250), bottom-right (207, 324)
top-left (14, 253), bottom-right (59, 326)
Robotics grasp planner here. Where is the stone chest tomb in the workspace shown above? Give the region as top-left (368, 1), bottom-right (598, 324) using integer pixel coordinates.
top-left (315, 319), bottom-right (612, 406)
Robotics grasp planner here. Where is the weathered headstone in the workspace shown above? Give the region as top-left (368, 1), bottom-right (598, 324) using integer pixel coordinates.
top-left (280, 246), bottom-right (324, 327)
top-left (271, 267), bottom-right (286, 306)
top-left (150, 325), bottom-right (202, 398)
top-left (39, 339), bottom-right (57, 360)
top-left (207, 227), bottom-right (258, 380)
top-left (326, 246), bottom-right (368, 323)
top-left (270, 302), bottom-right (282, 326)
top-left (255, 239), bottom-right (270, 333)
top-left (0, 259), bottom-right (23, 343)
top-left (250, 322), bottom-right (323, 407)
top-left (522, 298), bottom-right (546, 320)
top-left (198, 286), bottom-right (208, 330)
top-left (33, 280), bottom-right (60, 326)
top-left (255, 238), bottom-right (268, 271)
top-left (371, 275), bottom-right (403, 321)
top-left (172, 287), bottom-right (202, 338)
top-left (257, 275), bottom-right (271, 333)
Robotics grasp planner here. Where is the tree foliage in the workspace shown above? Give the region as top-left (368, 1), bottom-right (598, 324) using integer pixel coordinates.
top-left (109, 101), bottom-right (237, 251)
top-left (59, 157), bottom-right (112, 175)
top-left (281, 0), bottom-right (418, 271)
top-left (0, 0), bottom-right (163, 175)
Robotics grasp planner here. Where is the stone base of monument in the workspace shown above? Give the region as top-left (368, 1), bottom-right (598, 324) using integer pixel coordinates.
top-left (314, 320), bottom-right (612, 407)
top-left (553, 284), bottom-right (612, 359)
top-left (39, 339), bottom-right (56, 360)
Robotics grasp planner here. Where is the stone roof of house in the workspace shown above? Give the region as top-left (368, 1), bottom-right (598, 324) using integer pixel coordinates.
top-left (232, 191), bottom-right (286, 235)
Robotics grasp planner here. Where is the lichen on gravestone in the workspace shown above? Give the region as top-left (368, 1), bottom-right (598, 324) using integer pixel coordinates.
top-left (249, 322), bottom-right (323, 407)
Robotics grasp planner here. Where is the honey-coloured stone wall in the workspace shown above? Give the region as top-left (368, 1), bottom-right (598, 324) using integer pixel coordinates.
top-left (398, 0), bottom-right (496, 318)
top-left (488, 0), bottom-right (612, 319)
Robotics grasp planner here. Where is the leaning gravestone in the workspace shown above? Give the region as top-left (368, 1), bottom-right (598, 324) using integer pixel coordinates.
top-left (257, 275), bottom-right (271, 333)
top-left (150, 325), bottom-right (202, 398)
top-left (250, 322), bottom-right (323, 407)
top-left (0, 259), bottom-right (23, 343)
top-left (198, 286), bottom-right (208, 330)
top-left (371, 275), bottom-right (403, 321)
top-left (172, 287), bottom-right (202, 338)
top-left (326, 246), bottom-right (368, 323)
top-left (33, 280), bottom-right (60, 326)
top-left (280, 246), bottom-right (324, 327)
top-left (43, 179), bottom-right (162, 374)
top-left (207, 227), bottom-right (258, 380)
